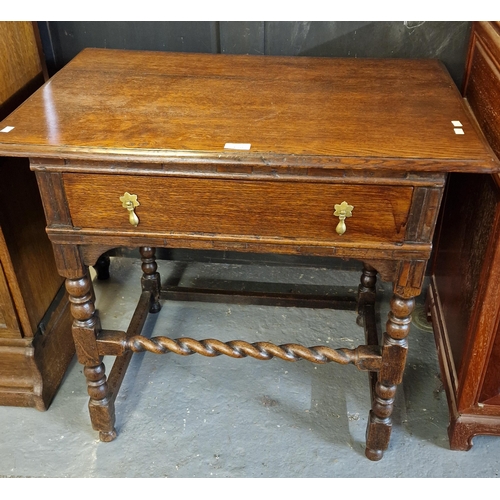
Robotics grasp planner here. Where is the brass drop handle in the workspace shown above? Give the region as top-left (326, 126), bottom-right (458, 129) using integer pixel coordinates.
top-left (120, 192), bottom-right (140, 227)
top-left (333, 201), bottom-right (354, 235)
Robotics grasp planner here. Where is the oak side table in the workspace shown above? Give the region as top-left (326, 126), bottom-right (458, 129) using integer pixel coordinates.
top-left (0, 49), bottom-right (498, 461)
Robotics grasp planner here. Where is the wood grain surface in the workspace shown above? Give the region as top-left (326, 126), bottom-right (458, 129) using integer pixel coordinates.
top-left (63, 173), bottom-right (413, 243)
top-left (0, 49), bottom-right (498, 172)
top-left (0, 22), bottom-right (42, 105)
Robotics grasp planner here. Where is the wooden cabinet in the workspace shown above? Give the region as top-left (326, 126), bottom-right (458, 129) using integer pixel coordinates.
top-left (0, 22), bottom-right (74, 410)
top-left (428, 21), bottom-right (500, 449)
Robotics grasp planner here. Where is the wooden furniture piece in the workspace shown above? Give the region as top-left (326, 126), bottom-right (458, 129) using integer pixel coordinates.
top-left (0, 22), bottom-right (74, 410)
top-left (0, 49), bottom-right (497, 460)
top-left (428, 21), bottom-right (500, 450)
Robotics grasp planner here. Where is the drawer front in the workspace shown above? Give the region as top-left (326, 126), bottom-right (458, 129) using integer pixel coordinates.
top-left (63, 174), bottom-right (413, 244)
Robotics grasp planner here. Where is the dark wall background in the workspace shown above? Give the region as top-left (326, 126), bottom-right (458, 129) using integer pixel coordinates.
top-left (38, 21), bottom-right (472, 89)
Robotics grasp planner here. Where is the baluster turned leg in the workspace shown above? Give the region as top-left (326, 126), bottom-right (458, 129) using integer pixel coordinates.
top-left (365, 293), bottom-right (415, 461)
top-left (66, 273), bottom-right (117, 441)
top-left (357, 264), bottom-right (377, 327)
top-left (140, 246), bottom-right (162, 313)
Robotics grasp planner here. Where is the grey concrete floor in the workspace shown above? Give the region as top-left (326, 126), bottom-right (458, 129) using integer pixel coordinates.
top-left (0, 257), bottom-right (499, 478)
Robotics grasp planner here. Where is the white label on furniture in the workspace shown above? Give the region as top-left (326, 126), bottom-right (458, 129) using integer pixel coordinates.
top-left (224, 143), bottom-right (251, 150)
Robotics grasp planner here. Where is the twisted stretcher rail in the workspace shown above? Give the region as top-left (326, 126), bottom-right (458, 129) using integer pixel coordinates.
top-left (123, 336), bottom-right (381, 369)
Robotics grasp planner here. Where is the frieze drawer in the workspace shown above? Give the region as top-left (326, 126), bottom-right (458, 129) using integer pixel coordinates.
top-left (63, 173), bottom-right (413, 244)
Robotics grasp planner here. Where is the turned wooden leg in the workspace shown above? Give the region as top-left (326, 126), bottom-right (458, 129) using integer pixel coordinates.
top-left (365, 293), bottom-right (415, 461)
top-left (357, 264), bottom-right (377, 327)
top-left (140, 246), bottom-right (162, 313)
top-left (66, 273), bottom-right (117, 442)
top-left (84, 362), bottom-right (116, 442)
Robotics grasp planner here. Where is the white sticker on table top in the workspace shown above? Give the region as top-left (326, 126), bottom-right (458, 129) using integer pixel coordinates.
top-left (224, 143), bottom-right (251, 150)
top-left (454, 128), bottom-right (464, 135)
top-left (451, 121), bottom-right (463, 127)
top-left (0, 126), bottom-right (14, 133)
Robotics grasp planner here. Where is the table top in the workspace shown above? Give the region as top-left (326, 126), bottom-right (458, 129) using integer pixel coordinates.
top-left (0, 48), bottom-right (498, 172)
